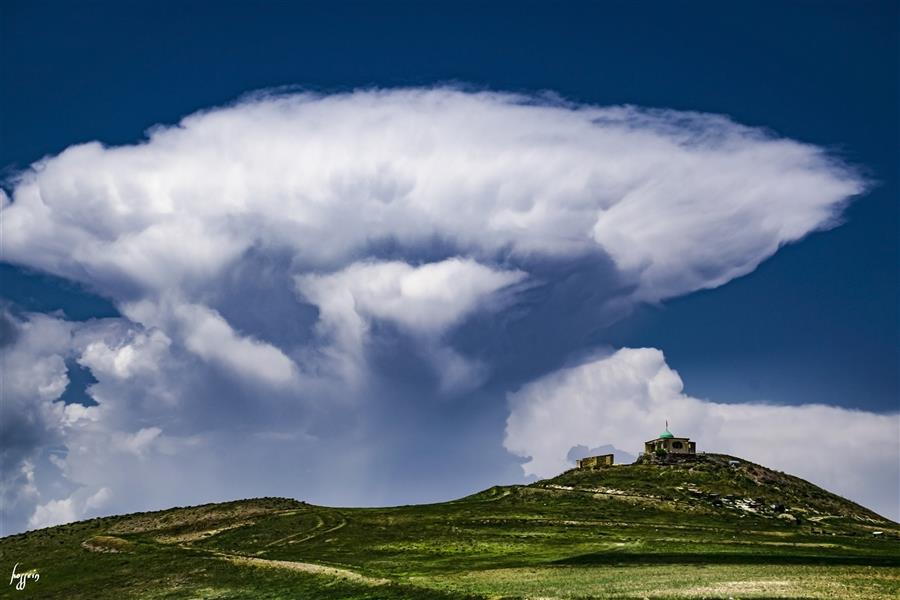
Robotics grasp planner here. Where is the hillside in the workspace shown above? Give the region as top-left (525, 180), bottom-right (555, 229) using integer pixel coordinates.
top-left (1, 454), bottom-right (897, 599)
top-left (541, 453), bottom-right (890, 531)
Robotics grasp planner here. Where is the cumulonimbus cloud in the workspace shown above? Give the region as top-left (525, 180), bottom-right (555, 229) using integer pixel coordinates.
top-left (0, 88), bottom-right (873, 534)
top-left (0, 88), bottom-right (864, 394)
top-left (504, 347), bottom-right (900, 520)
top-left (1, 87), bottom-right (862, 319)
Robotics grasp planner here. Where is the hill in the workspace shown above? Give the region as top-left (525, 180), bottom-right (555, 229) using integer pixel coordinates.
top-left (541, 453), bottom-right (889, 530)
top-left (1, 453), bottom-right (897, 599)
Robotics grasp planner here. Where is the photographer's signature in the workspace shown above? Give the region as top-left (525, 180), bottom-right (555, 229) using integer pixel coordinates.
top-left (9, 563), bottom-right (39, 591)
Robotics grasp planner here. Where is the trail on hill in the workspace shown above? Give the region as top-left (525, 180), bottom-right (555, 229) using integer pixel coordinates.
top-left (264, 510), bottom-right (348, 547)
top-left (220, 552), bottom-right (389, 585)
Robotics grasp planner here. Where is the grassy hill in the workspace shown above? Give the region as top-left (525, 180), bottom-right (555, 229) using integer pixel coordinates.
top-left (1, 453), bottom-right (897, 599)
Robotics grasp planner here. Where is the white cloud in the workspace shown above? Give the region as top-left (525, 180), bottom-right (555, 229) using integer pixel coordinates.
top-left (78, 328), bottom-right (171, 380)
top-left (120, 298), bottom-right (296, 386)
top-left (0, 88), bottom-right (863, 408)
top-left (0, 314), bottom-right (77, 535)
top-left (1, 310), bottom-right (344, 536)
top-left (113, 427), bottom-right (163, 458)
top-left (27, 486), bottom-right (112, 531)
top-left (1, 313), bottom-right (195, 533)
top-left (505, 347), bottom-right (899, 520)
top-left (0, 89), bottom-right (862, 381)
top-left (1, 315), bottom-right (72, 402)
top-left (298, 258), bottom-right (525, 337)
top-left (1, 461), bottom-right (40, 534)
top-left (296, 258), bottom-right (524, 387)
top-left (28, 497), bottom-right (77, 530)
top-left (84, 487), bottom-right (112, 512)
top-left (174, 303), bottom-right (296, 386)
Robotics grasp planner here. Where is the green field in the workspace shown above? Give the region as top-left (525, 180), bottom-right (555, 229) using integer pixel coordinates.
top-left (1, 454), bottom-right (897, 599)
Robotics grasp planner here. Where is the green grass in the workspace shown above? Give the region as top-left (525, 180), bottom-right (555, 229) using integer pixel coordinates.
top-left (1, 455), bottom-right (897, 599)
top-left (414, 564), bottom-right (900, 599)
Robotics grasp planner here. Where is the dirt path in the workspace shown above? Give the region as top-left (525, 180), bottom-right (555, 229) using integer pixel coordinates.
top-left (222, 553), bottom-right (388, 585)
top-left (265, 511), bottom-right (348, 547)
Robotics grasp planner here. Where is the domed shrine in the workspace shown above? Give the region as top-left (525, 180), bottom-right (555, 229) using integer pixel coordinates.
top-left (644, 422), bottom-right (696, 455)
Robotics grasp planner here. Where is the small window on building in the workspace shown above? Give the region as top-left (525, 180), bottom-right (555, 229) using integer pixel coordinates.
top-left (672, 441), bottom-right (683, 449)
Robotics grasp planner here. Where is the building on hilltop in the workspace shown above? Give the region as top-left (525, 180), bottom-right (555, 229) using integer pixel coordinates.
top-left (576, 454), bottom-right (614, 469)
top-left (644, 422), bottom-right (695, 455)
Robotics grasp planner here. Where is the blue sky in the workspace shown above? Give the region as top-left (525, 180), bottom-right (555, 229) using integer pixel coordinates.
top-left (1, 1), bottom-right (897, 533)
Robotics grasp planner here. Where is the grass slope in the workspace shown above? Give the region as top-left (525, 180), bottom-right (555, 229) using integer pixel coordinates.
top-left (1, 454), bottom-right (897, 599)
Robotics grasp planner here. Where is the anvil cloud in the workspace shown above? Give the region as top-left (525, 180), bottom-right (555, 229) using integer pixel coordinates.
top-left (1, 88), bottom-right (879, 534)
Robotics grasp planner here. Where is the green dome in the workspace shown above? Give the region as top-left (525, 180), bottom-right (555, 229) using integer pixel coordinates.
top-left (659, 430), bottom-right (674, 439)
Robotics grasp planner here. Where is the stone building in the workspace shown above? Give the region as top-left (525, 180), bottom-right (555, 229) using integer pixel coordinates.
top-left (576, 454), bottom-right (614, 468)
top-left (644, 424), bottom-right (695, 455)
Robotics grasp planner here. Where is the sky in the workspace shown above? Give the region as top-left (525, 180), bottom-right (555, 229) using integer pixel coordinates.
top-left (1, 0), bottom-right (897, 534)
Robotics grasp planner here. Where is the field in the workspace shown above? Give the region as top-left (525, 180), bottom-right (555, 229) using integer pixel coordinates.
top-left (1, 454), bottom-right (897, 599)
